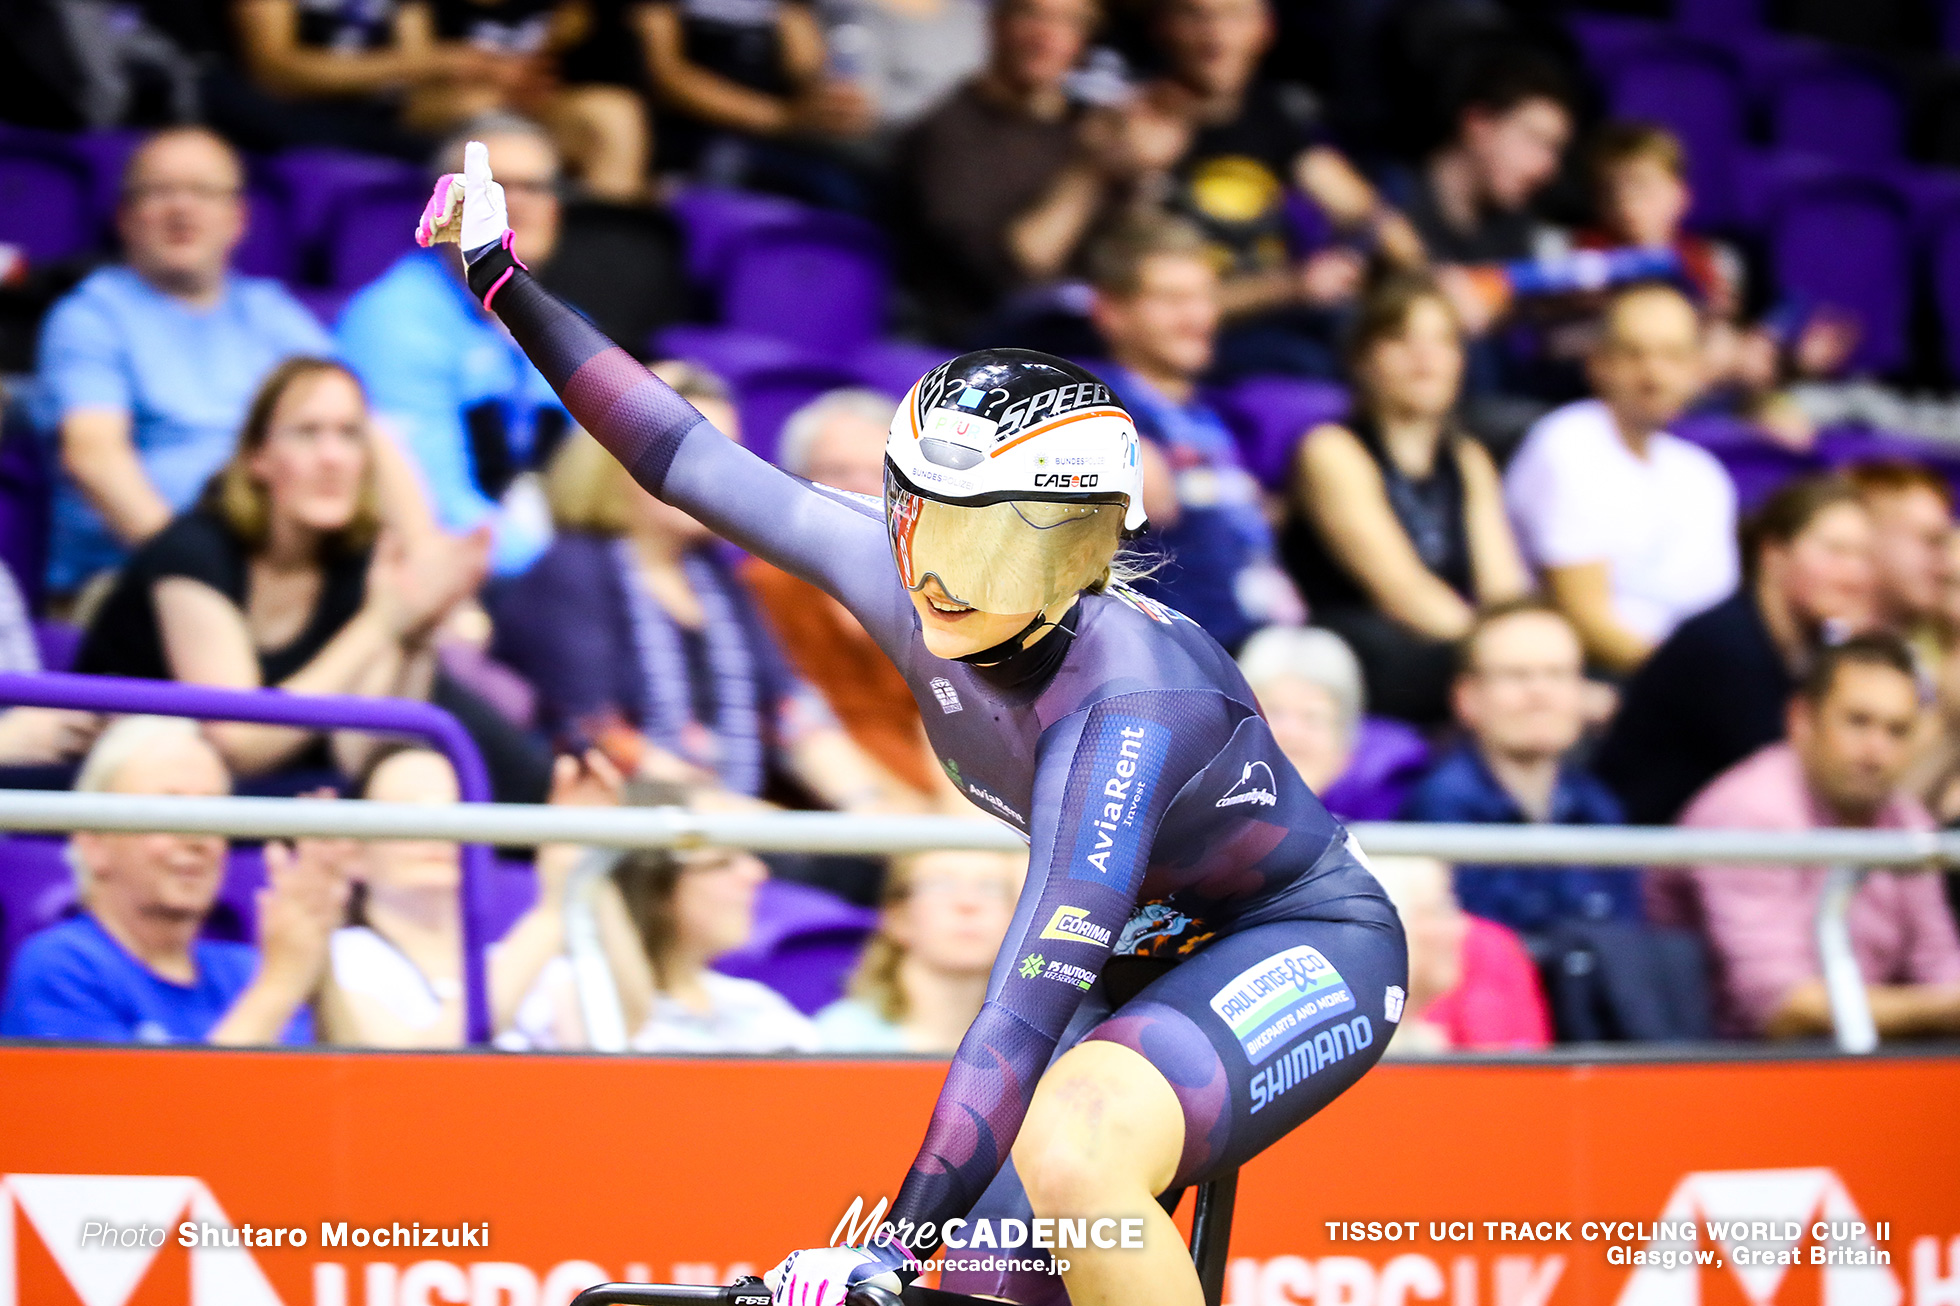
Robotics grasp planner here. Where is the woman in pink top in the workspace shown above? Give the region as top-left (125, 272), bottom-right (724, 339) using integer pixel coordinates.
top-left (1369, 855), bottom-right (1552, 1052)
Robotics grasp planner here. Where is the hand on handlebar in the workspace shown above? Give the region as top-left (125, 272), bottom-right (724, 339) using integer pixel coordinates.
top-left (764, 1243), bottom-right (909, 1306)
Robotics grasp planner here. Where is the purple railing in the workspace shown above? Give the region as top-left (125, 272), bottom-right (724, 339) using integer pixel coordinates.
top-left (0, 672), bottom-right (499, 1042)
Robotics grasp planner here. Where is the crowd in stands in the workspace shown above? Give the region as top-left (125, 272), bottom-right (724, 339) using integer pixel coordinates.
top-left (7, 0), bottom-right (1960, 1055)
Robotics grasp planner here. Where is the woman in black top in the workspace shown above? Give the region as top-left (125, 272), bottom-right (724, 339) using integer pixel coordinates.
top-left (78, 357), bottom-right (493, 780)
top-left (1281, 272), bottom-right (1529, 723)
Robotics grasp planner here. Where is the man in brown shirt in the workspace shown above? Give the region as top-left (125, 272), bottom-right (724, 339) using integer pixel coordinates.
top-left (744, 389), bottom-right (962, 805)
top-left (894, 0), bottom-right (1183, 341)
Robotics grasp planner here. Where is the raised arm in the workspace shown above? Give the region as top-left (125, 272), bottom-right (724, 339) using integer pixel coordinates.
top-left (417, 150), bottom-right (909, 646)
top-left (882, 690), bottom-right (1232, 1248)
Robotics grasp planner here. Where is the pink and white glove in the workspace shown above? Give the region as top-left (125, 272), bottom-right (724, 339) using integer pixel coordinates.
top-left (764, 1241), bottom-right (909, 1306)
top-left (414, 140), bottom-right (510, 262)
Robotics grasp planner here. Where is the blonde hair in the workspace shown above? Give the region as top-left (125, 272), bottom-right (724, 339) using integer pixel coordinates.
top-left (214, 357), bottom-right (381, 554)
top-left (847, 854), bottom-right (927, 1023)
top-left (545, 429), bottom-right (633, 533)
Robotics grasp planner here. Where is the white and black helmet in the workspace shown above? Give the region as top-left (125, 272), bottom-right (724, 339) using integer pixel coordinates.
top-left (885, 349), bottom-right (1145, 615)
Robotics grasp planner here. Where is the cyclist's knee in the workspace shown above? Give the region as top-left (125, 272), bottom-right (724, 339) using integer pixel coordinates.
top-left (1015, 1043), bottom-right (1183, 1212)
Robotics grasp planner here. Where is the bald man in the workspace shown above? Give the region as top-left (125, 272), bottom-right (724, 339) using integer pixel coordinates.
top-left (35, 126), bottom-right (333, 596)
top-left (1504, 282), bottom-right (1737, 672)
top-left (0, 716), bottom-right (347, 1044)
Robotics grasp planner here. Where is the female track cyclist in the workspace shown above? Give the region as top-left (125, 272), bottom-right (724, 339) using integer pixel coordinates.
top-left (419, 145), bottom-right (1407, 1306)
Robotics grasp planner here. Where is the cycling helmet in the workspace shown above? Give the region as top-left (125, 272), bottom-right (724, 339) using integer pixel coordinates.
top-left (885, 349), bottom-right (1145, 616)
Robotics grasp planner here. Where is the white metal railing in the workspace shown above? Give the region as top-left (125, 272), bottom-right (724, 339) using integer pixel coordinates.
top-left (5, 791), bottom-right (1949, 1055)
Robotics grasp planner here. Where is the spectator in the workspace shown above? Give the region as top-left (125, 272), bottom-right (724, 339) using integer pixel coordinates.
top-left (815, 848), bottom-right (1025, 1051)
top-left (1671, 635), bottom-right (1960, 1040)
top-left (1504, 282), bottom-right (1737, 673)
top-left (1282, 271), bottom-right (1528, 722)
top-left (1596, 476), bottom-right (1876, 824)
top-left (0, 557), bottom-right (103, 767)
top-left (321, 746), bottom-right (622, 1046)
top-left (512, 840), bottom-right (818, 1051)
top-left (1366, 855), bottom-right (1552, 1055)
top-left (633, 0), bottom-right (875, 207)
top-left (1400, 46), bottom-right (1572, 277)
top-left (338, 117), bottom-right (573, 577)
top-left (895, 0), bottom-right (1170, 342)
top-left (225, 0), bottom-right (508, 157)
top-left (1401, 600), bottom-right (1641, 938)
top-left (1578, 121), bottom-right (1848, 451)
top-left (820, 0), bottom-right (991, 136)
top-left (0, 716), bottom-right (347, 1044)
top-left (1143, 0), bottom-right (1423, 379)
top-left (1234, 624), bottom-right (1362, 799)
top-left (744, 389), bottom-right (959, 808)
top-left (1088, 215), bottom-right (1302, 651)
top-left (36, 127), bottom-right (333, 598)
top-left (71, 358), bottom-right (549, 800)
top-left (1844, 461), bottom-right (1954, 665)
top-left (495, 364), bottom-right (920, 809)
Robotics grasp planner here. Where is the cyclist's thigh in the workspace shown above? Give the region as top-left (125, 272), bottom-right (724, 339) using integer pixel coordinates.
top-left (1084, 914), bottom-right (1407, 1188)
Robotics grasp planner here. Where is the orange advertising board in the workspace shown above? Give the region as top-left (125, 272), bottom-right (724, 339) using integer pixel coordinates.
top-left (0, 1046), bottom-right (1955, 1306)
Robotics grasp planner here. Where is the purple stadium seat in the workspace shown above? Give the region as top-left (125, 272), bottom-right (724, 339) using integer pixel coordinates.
top-left (1203, 375), bottom-right (1351, 490)
top-left (720, 214), bottom-right (889, 354)
top-left (323, 177), bottom-right (427, 289)
top-left (1767, 175), bottom-right (1912, 374)
top-left (732, 363), bottom-right (866, 465)
top-left (1319, 717), bottom-right (1432, 822)
top-left (290, 286), bottom-right (353, 329)
top-left (1604, 40), bottom-right (1747, 227)
top-left (1929, 208), bottom-right (1960, 382)
top-left (33, 621), bottom-right (81, 674)
top-left (713, 877), bottom-right (877, 1016)
top-left (480, 858), bottom-right (540, 942)
top-left (0, 836), bottom-right (77, 980)
top-left (851, 339), bottom-right (950, 402)
top-left (1566, 14), bottom-right (1665, 73)
top-left (669, 186), bottom-right (806, 287)
top-left (1710, 443), bottom-right (1825, 510)
top-left (268, 149), bottom-right (421, 254)
top-left (1819, 430), bottom-right (1960, 503)
top-left (233, 172), bottom-right (300, 283)
top-left (1770, 62), bottom-right (1904, 164)
top-left (654, 326), bottom-right (860, 463)
top-left (0, 400), bottom-right (53, 607)
top-left (655, 324), bottom-right (814, 376)
top-left (60, 129), bottom-right (142, 235)
top-left (1675, 0), bottom-right (1762, 37)
top-left (0, 139), bottom-right (97, 263)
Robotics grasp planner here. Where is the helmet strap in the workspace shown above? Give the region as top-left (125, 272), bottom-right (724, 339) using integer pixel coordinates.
top-left (955, 599), bottom-right (1083, 689)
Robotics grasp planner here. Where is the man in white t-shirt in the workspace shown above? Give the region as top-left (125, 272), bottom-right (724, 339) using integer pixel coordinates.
top-left (1504, 282), bottom-right (1736, 673)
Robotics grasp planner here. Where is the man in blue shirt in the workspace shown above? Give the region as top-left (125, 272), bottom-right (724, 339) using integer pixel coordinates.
top-left (1401, 598), bottom-right (1642, 936)
top-left (338, 118), bottom-right (568, 575)
top-left (1089, 215), bottom-right (1302, 651)
top-left (0, 716), bottom-right (345, 1044)
top-left (36, 127), bottom-right (333, 595)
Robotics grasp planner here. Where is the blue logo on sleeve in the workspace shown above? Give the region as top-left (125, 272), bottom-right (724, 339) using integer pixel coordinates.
top-left (1067, 716), bottom-right (1170, 891)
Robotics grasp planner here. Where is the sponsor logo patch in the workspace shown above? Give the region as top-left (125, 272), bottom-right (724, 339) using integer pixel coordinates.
top-left (1209, 945), bottom-right (1356, 1065)
top-left (1248, 1015), bottom-right (1374, 1114)
top-left (929, 677), bottom-right (963, 714)
top-left (1019, 953), bottom-right (1097, 991)
top-left (1384, 985), bottom-right (1405, 1023)
top-left (1215, 761), bottom-right (1278, 809)
top-left (1067, 717), bottom-right (1169, 889)
top-left (1040, 905), bottom-right (1113, 948)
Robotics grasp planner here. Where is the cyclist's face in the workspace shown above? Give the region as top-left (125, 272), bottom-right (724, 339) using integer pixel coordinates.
top-left (908, 577), bottom-right (1048, 660)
